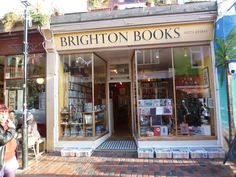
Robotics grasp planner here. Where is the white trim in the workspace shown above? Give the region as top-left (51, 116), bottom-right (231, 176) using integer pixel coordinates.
top-left (55, 133), bottom-right (111, 150)
top-left (211, 41), bottom-right (223, 147)
top-left (52, 12), bottom-right (216, 34)
top-left (137, 140), bottom-right (220, 148)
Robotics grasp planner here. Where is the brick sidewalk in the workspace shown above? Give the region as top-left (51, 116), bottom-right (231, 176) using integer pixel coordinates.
top-left (16, 151), bottom-right (235, 177)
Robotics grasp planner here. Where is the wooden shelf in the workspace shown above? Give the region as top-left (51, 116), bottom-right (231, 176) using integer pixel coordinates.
top-left (59, 131), bottom-right (108, 141)
top-left (60, 122), bottom-right (83, 126)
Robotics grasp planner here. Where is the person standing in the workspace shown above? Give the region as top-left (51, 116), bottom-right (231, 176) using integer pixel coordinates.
top-left (9, 111), bottom-right (18, 131)
top-left (0, 105), bottom-right (19, 177)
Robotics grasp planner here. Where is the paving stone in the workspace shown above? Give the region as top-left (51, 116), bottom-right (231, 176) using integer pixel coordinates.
top-left (15, 153), bottom-right (235, 177)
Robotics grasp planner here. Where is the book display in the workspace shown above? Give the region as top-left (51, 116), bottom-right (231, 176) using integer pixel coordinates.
top-left (138, 98), bottom-right (174, 137)
top-left (59, 54), bottom-right (107, 139)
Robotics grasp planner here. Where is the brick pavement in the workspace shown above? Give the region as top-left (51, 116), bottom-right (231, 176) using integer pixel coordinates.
top-left (16, 151), bottom-right (236, 177)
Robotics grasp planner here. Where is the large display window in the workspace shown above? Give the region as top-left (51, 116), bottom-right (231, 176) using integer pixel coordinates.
top-left (136, 45), bottom-right (216, 139)
top-left (174, 46), bottom-right (215, 137)
top-left (137, 48), bottom-right (175, 137)
top-left (59, 53), bottom-right (108, 139)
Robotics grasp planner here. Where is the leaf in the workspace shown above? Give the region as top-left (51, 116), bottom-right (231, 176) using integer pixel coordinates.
top-left (215, 26), bottom-right (236, 86)
top-left (219, 66), bottom-right (226, 87)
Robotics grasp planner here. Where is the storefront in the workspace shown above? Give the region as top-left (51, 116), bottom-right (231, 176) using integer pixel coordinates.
top-left (45, 2), bottom-right (220, 151)
top-left (0, 29), bottom-right (46, 137)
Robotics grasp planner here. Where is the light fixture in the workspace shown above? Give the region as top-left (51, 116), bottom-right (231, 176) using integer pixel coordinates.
top-left (36, 78), bottom-right (45, 85)
top-left (21, 0), bottom-right (31, 6)
top-left (119, 82), bottom-right (122, 85)
top-left (110, 69), bottom-right (118, 74)
top-left (184, 48), bottom-right (188, 57)
top-left (155, 49), bottom-right (159, 59)
top-left (147, 78), bottom-right (151, 82)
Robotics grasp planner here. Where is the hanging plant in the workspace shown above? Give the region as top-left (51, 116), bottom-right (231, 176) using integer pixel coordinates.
top-left (29, 9), bottom-right (49, 27)
top-left (2, 12), bottom-right (21, 32)
top-left (89, 0), bottom-right (109, 10)
top-left (215, 27), bottom-right (236, 86)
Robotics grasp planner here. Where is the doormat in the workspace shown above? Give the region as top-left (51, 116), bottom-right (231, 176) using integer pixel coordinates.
top-left (96, 139), bottom-right (137, 151)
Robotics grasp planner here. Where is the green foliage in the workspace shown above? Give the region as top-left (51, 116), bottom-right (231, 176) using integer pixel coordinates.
top-left (2, 12), bottom-right (21, 32)
top-left (29, 9), bottom-right (49, 27)
top-left (215, 27), bottom-right (236, 86)
top-left (89, 0), bottom-right (109, 9)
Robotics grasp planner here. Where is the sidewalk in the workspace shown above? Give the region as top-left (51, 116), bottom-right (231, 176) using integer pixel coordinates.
top-left (16, 151), bottom-right (236, 177)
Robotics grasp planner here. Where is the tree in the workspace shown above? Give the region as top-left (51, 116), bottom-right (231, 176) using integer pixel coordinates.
top-left (215, 27), bottom-right (236, 86)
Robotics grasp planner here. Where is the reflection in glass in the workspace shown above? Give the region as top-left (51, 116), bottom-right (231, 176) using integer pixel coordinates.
top-left (60, 53), bottom-right (107, 138)
top-left (94, 55), bottom-right (107, 135)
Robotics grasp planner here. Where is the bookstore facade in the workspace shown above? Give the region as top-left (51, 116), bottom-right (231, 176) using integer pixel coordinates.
top-left (47, 3), bottom-right (220, 151)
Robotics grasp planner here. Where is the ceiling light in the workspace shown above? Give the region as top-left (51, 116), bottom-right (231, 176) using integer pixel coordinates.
top-left (155, 49), bottom-right (159, 59)
top-left (36, 78), bottom-right (45, 85)
top-left (184, 48), bottom-right (188, 57)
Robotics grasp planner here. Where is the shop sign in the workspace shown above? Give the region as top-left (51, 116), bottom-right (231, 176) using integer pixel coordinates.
top-left (54, 23), bottom-right (213, 51)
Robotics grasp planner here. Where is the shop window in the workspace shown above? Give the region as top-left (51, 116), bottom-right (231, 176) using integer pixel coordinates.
top-left (190, 47), bottom-right (204, 68)
top-left (94, 55), bottom-right (108, 136)
top-left (136, 48), bottom-right (175, 137)
top-left (135, 45), bottom-right (215, 139)
top-left (174, 46), bottom-right (215, 137)
top-left (5, 54), bottom-right (45, 79)
top-left (59, 53), bottom-right (108, 139)
top-left (109, 64), bottom-right (130, 81)
top-left (5, 54), bottom-right (46, 110)
top-left (4, 53), bottom-right (46, 137)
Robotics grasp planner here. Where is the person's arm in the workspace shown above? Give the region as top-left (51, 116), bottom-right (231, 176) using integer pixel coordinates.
top-left (0, 120), bottom-right (16, 146)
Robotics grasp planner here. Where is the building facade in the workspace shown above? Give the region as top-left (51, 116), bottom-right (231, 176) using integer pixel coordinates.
top-left (42, 1), bottom-right (221, 152)
top-left (0, 27), bottom-right (47, 137)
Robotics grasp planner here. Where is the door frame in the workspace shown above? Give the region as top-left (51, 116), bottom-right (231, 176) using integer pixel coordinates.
top-left (108, 81), bottom-right (133, 136)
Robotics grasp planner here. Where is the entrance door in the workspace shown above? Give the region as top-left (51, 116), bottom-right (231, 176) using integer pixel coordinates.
top-left (109, 82), bottom-right (132, 137)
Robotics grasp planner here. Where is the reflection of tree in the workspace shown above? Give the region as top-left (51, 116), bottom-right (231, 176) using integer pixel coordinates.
top-left (27, 80), bottom-right (45, 109)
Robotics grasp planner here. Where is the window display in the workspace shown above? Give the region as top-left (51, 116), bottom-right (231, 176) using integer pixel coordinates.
top-left (59, 53), bottom-right (107, 139)
top-left (136, 46), bottom-right (215, 138)
top-left (137, 48), bottom-right (175, 137)
top-left (174, 46), bottom-right (215, 136)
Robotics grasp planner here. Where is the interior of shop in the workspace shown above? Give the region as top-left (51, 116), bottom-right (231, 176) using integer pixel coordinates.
top-left (59, 45), bottom-right (215, 140)
top-left (109, 82), bottom-right (132, 137)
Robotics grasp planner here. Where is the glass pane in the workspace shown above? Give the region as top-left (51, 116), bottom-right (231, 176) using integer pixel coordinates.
top-left (5, 53), bottom-right (46, 79)
top-left (28, 53), bottom-right (46, 78)
top-left (5, 56), bottom-right (23, 78)
top-left (94, 55), bottom-right (107, 136)
top-left (109, 64), bottom-right (129, 80)
top-left (60, 53), bottom-right (93, 138)
top-left (174, 46), bottom-right (215, 136)
top-left (137, 48), bottom-right (175, 137)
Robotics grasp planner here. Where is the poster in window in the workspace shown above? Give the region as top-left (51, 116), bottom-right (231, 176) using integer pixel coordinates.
top-left (202, 67), bottom-right (209, 87)
top-left (8, 90), bottom-right (16, 110)
top-left (180, 123), bottom-right (189, 135)
top-left (191, 51), bottom-right (203, 68)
